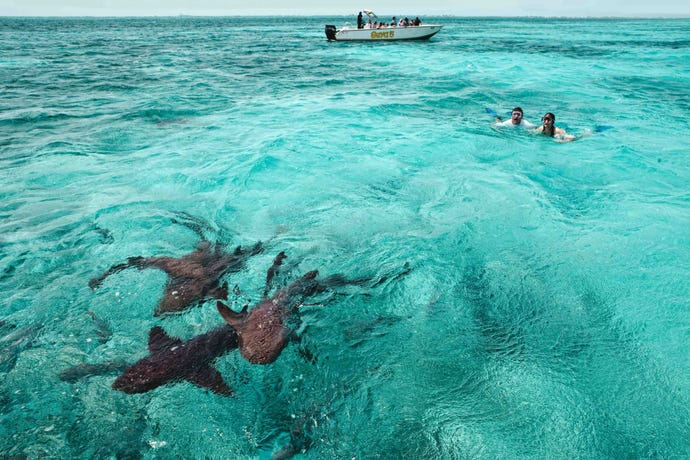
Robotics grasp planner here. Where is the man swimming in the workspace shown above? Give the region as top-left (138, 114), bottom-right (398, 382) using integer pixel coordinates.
top-left (495, 107), bottom-right (535, 128)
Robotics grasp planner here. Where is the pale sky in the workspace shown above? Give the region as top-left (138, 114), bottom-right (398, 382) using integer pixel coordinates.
top-left (1, 0), bottom-right (689, 17)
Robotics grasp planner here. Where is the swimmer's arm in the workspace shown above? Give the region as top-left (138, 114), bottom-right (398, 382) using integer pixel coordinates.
top-left (495, 119), bottom-right (514, 127)
top-left (557, 136), bottom-right (576, 143)
top-left (555, 127), bottom-right (576, 142)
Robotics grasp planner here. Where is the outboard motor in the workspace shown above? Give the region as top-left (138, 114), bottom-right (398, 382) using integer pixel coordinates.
top-left (325, 25), bottom-right (337, 41)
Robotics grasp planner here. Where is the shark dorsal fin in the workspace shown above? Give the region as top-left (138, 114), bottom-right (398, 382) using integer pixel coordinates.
top-left (187, 366), bottom-right (234, 396)
top-left (217, 301), bottom-right (246, 330)
top-left (148, 326), bottom-right (183, 354)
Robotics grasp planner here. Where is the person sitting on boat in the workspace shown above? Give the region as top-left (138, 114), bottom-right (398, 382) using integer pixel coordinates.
top-left (364, 19), bottom-right (373, 29)
top-left (534, 112), bottom-right (576, 142)
top-left (390, 17), bottom-right (397, 26)
top-left (495, 107), bottom-right (535, 128)
top-left (413, 17), bottom-right (422, 26)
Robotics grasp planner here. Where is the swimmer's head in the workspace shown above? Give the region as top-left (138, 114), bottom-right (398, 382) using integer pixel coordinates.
top-left (542, 112), bottom-right (555, 123)
top-left (511, 107), bottom-right (524, 123)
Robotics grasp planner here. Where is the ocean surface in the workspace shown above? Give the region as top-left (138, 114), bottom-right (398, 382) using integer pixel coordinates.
top-left (1, 15), bottom-right (689, 458)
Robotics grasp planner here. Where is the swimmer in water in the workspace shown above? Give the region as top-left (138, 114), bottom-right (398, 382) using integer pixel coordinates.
top-left (535, 112), bottom-right (575, 142)
top-left (495, 107), bottom-right (535, 128)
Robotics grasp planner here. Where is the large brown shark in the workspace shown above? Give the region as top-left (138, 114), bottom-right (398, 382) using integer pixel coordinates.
top-left (216, 251), bottom-right (374, 365)
top-left (217, 253), bottom-right (412, 365)
top-left (90, 241), bottom-right (263, 316)
top-left (217, 269), bottom-right (322, 365)
top-left (112, 324), bottom-right (238, 395)
top-left (89, 214), bottom-right (265, 315)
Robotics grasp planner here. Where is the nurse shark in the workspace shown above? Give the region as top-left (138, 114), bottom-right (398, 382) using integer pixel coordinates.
top-left (217, 252), bottom-right (411, 365)
top-left (89, 214), bottom-right (264, 316)
top-left (112, 324), bottom-right (239, 395)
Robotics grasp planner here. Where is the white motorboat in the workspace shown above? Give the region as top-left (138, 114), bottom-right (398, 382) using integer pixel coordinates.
top-left (325, 10), bottom-right (442, 42)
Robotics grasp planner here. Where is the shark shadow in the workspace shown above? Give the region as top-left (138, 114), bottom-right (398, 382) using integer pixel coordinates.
top-left (89, 214), bottom-right (264, 316)
top-left (0, 321), bottom-right (43, 373)
top-left (111, 324), bottom-right (239, 395)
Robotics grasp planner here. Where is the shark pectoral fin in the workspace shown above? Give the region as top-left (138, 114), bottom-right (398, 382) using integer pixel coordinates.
top-left (216, 301), bottom-right (245, 329)
top-left (88, 260), bottom-right (133, 289)
top-left (219, 281), bottom-right (229, 299)
top-left (207, 281), bottom-right (229, 300)
top-left (188, 366), bottom-right (234, 396)
top-left (148, 326), bottom-right (183, 354)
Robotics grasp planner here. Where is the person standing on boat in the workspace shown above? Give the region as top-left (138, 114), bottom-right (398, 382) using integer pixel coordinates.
top-left (495, 107), bottom-right (535, 128)
top-left (357, 11), bottom-right (363, 29)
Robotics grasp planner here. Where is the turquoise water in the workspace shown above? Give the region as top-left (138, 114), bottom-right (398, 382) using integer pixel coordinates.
top-left (1, 16), bottom-right (689, 458)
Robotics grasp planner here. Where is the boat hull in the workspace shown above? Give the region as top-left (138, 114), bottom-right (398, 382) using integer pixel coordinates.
top-left (325, 24), bottom-right (442, 41)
